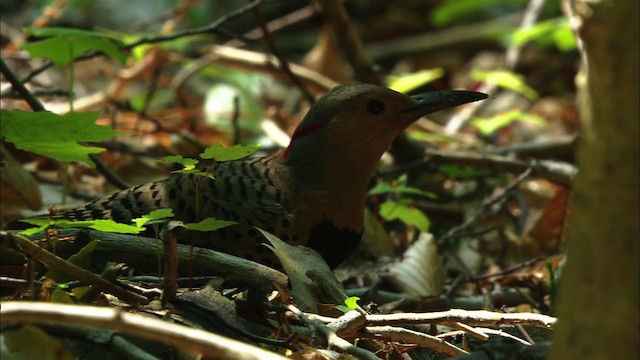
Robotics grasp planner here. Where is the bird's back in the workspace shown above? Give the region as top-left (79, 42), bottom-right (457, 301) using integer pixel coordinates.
top-left (56, 155), bottom-right (297, 267)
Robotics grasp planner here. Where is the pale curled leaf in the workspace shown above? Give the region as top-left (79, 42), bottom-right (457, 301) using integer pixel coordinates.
top-left (382, 233), bottom-right (446, 298)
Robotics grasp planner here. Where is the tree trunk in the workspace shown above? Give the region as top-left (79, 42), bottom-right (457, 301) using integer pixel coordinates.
top-left (549, 1), bottom-right (639, 359)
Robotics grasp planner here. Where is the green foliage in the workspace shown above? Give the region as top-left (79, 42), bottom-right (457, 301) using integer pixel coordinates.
top-left (471, 69), bottom-right (538, 100)
top-left (184, 217), bottom-right (238, 232)
top-left (200, 142), bottom-right (260, 162)
top-left (380, 200), bottom-right (430, 232)
top-left (439, 165), bottom-right (495, 180)
top-left (471, 109), bottom-right (546, 135)
top-left (22, 27), bottom-right (126, 66)
top-left (0, 110), bottom-right (119, 167)
top-left (20, 218), bottom-right (144, 235)
top-left (369, 174), bottom-right (435, 198)
top-left (512, 17), bottom-right (576, 52)
top-left (132, 208), bottom-right (175, 228)
top-left (409, 131), bottom-right (455, 143)
top-left (157, 143), bottom-right (259, 180)
top-left (430, 0), bottom-right (527, 27)
top-left (386, 69), bottom-right (444, 93)
top-left (335, 296), bottom-right (361, 313)
top-left (157, 155), bottom-right (199, 170)
top-left (45, 240), bottom-right (100, 282)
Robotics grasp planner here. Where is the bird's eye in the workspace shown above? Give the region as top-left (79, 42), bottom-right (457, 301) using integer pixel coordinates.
top-left (366, 99), bottom-right (385, 115)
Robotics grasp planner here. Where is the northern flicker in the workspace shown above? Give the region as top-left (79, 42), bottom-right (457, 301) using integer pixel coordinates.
top-left (55, 84), bottom-right (486, 268)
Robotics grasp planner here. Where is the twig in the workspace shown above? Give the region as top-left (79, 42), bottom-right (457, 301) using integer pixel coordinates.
top-left (123, 0), bottom-right (264, 50)
top-left (380, 148), bottom-right (577, 186)
top-left (0, 59), bottom-right (46, 111)
top-left (225, 4), bottom-right (320, 48)
top-left (445, 0), bottom-right (548, 133)
top-left (172, 46), bottom-right (338, 94)
top-left (253, 5), bottom-right (315, 104)
top-left (501, 305), bottom-right (535, 344)
top-left (2, 302), bottom-right (288, 360)
top-left (161, 222), bottom-right (182, 305)
top-left (308, 308), bottom-right (556, 329)
top-left (366, 12), bottom-right (524, 60)
top-left (440, 168), bottom-right (533, 244)
top-left (1, 231), bottom-right (149, 305)
top-left (231, 95), bottom-right (241, 145)
top-left (469, 256), bottom-right (547, 281)
top-left (366, 325), bottom-right (469, 357)
top-left (318, 0), bottom-right (382, 84)
top-left (19, 228), bottom-right (288, 289)
top-left (312, 318), bottom-right (379, 360)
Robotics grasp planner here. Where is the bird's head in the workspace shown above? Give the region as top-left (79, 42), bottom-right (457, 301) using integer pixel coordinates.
top-left (282, 84), bottom-right (486, 168)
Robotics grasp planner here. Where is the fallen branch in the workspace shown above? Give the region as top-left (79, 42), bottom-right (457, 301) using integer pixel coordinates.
top-left (2, 301), bottom-right (287, 360)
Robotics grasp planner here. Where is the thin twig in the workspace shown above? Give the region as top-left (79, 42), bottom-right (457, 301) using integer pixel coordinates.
top-left (445, 0), bottom-right (548, 133)
top-left (253, 5), bottom-right (315, 104)
top-left (380, 148), bottom-right (577, 186)
top-left (2, 302), bottom-right (288, 360)
top-left (2, 232), bottom-right (149, 305)
top-left (440, 168), bottom-right (533, 244)
top-left (318, 0), bottom-right (381, 84)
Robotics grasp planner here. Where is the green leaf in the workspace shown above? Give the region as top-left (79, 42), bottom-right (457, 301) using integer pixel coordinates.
top-left (344, 296), bottom-right (361, 310)
top-left (440, 165), bottom-right (495, 179)
top-left (471, 109), bottom-right (546, 135)
top-left (157, 155), bottom-right (199, 171)
top-left (21, 218), bottom-right (143, 234)
top-left (59, 219), bottom-right (144, 234)
top-left (380, 200), bottom-right (430, 232)
top-left (368, 174), bottom-right (435, 198)
top-left (386, 69), bottom-right (444, 93)
top-left (472, 69), bottom-right (538, 100)
top-left (22, 27), bottom-right (126, 66)
top-left (409, 131), bottom-right (455, 143)
top-left (200, 142), bottom-right (259, 162)
top-left (46, 240), bottom-right (100, 282)
top-left (1, 110), bottom-right (118, 167)
top-left (185, 217), bottom-right (238, 232)
top-left (512, 17), bottom-right (576, 52)
top-left (2, 325), bottom-right (75, 360)
top-left (132, 208), bottom-right (174, 228)
top-left (430, 0), bottom-right (506, 27)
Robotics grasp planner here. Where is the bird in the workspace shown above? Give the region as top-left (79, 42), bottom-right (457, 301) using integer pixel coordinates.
top-left (54, 84), bottom-right (487, 269)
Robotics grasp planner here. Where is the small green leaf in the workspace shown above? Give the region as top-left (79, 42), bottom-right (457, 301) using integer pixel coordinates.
top-left (185, 217), bottom-right (238, 232)
top-left (472, 69), bottom-right (538, 100)
top-left (440, 165), bottom-right (495, 179)
top-left (512, 18), bottom-right (576, 52)
top-left (19, 218), bottom-right (53, 235)
top-left (200, 142), bottom-right (259, 162)
top-left (344, 296), bottom-right (361, 310)
top-left (380, 200), bottom-right (430, 232)
top-left (22, 27), bottom-right (126, 66)
top-left (471, 109), bottom-right (546, 135)
top-left (60, 219), bottom-right (144, 234)
top-left (157, 155), bottom-right (199, 171)
top-left (22, 218), bottom-right (143, 234)
top-left (386, 69), bottom-right (444, 93)
top-left (335, 305), bottom-right (350, 313)
top-left (368, 174), bottom-right (435, 198)
top-left (1, 110), bottom-right (118, 167)
top-left (132, 208), bottom-right (174, 228)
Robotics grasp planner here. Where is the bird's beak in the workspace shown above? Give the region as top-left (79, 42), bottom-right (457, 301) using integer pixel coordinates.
top-left (401, 90), bottom-right (488, 119)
